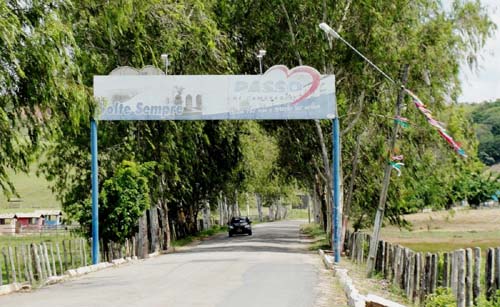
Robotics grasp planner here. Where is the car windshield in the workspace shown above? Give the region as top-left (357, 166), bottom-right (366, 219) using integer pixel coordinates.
top-left (232, 218), bottom-right (246, 223)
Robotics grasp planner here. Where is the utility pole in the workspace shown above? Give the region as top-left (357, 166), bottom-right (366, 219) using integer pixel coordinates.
top-left (366, 64), bottom-right (409, 276)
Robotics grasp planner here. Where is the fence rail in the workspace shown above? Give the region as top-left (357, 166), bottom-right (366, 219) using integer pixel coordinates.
top-left (345, 231), bottom-right (500, 306)
top-left (0, 235), bottom-right (143, 287)
top-left (0, 225), bottom-right (79, 236)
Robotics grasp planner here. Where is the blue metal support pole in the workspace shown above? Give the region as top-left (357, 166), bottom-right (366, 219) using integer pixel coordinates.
top-left (91, 119), bottom-right (99, 264)
top-left (332, 117), bottom-right (341, 263)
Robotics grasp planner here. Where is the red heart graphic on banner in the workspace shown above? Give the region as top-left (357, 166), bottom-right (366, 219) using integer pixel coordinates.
top-left (265, 65), bottom-right (321, 105)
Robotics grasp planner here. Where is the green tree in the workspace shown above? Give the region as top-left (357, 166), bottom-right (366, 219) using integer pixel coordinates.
top-left (96, 161), bottom-right (154, 244)
top-left (239, 121), bottom-right (301, 210)
top-left (0, 0), bottom-right (90, 194)
top-left (468, 100), bottom-right (500, 165)
top-left (39, 0), bottom-right (246, 243)
top-left (465, 173), bottom-right (500, 207)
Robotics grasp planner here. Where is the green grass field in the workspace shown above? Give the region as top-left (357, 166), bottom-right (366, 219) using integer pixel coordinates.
top-left (0, 167), bottom-right (59, 213)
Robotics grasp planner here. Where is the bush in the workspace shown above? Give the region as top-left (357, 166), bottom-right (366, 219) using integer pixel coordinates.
top-left (476, 290), bottom-right (500, 307)
top-left (99, 161), bottom-right (154, 244)
top-left (425, 288), bottom-right (455, 307)
top-left (425, 288), bottom-right (500, 307)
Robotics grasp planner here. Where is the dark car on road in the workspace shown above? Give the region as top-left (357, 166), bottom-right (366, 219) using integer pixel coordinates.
top-left (228, 217), bottom-right (252, 237)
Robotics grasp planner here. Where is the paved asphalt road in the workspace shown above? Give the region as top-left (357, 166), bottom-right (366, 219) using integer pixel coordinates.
top-left (0, 220), bottom-right (340, 307)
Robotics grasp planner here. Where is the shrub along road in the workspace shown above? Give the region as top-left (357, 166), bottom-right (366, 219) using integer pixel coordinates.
top-left (0, 220), bottom-right (344, 307)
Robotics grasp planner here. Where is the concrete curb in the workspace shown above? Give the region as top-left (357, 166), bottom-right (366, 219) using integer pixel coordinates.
top-left (0, 283), bottom-right (21, 296)
top-left (318, 250), bottom-right (406, 307)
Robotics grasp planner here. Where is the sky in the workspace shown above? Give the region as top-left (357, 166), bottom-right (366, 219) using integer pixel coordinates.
top-left (453, 0), bottom-right (500, 103)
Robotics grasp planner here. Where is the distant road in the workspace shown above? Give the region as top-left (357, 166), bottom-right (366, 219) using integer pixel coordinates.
top-left (0, 220), bottom-right (342, 307)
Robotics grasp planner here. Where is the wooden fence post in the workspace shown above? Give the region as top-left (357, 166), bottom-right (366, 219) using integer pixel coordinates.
top-left (358, 234), bottom-right (364, 264)
top-left (0, 255), bottom-right (3, 286)
top-left (21, 245), bottom-right (30, 283)
top-left (457, 249), bottom-right (466, 307)
top-left (425, 253), bottom-right (432, 296)
top-left (465, 248), bottom-right (472, 307)
top-left (397, 247), bottom-right (403, 289)
top-left (443, 252), bottom-right (449, 288)
top-left (69, 240), bottom-right (75, 268)
top-left (8, 246), bottom-right (17, 283)
top-left (414, 253), bottom-right (421, 304)
top-left (389, 244), bottom-right (395, 281)
top-left (383, 241), bottom-right (389, 279)
top-left (107, 242), bottom-right (113, 261)
top-left (375, 240), bottom-right (384, 273)
top-left (393, 246), bottom-right (401, 287)
top-left (26, 244), bottom-right (34, 283)
top-left (473, 247), bottom-right (481, 305)
top-left (420, 253), bottom-right (427, 303)
top-left (496, 248), bottom-right (500, 295)
top-left (406, 251), bottom-right (414, 299)
top-left (486, 248), bottom-right (494, 300)
top-left (125, 239), bottom-right (130, 258)
top-left (352, 233), bottom-right (357, 262)
top-left (137, 212), bottom-right (149, 259)
top-left (403, 249), bottom-right (410, 291)
top-left (350, 232), bottom-right (356, 261)
top-left (2, 247), bottom-right (10, 284)
top-left (49, 243), bottom-right (57, 276)
top-left (31, 244), bottom-right (43, 282)
top-left (15, 247), bottom-right (22, 282)
top-left (451, 251), bottom-right (458, 296)
top-left (62, 240), bottom-right (68, 271)
top-left (132, 237), bottom-right (137, 258)
top-left (39, 244), bottom-right (47, 280)
top-left (56, 243), bottom-right (63, 276)
top-left (79, 239), bottom-right (85, 266)
top-left (431, 253), bottom-right (438, 293)
top-left (85, 239), bottom-right (89, 265)
top-left (42, 243), bottom-right (52, 277)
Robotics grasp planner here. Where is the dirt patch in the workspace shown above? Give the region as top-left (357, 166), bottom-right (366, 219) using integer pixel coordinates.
top-left (338, 258), bottom-right (411, 306)
top-left (313, 259), bottom-right (349, 307)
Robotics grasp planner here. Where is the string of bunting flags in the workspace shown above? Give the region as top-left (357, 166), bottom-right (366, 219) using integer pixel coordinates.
top-left (389, 155), bottom-right (405, 176)
top-left (394, 115), bottom-right (410, 128)
top-left (318, 23), bottom-right (467, 162)
top-left (404, 88), bottom-right (467, 158)
top-left (387, 89), bottom-right (467, 177)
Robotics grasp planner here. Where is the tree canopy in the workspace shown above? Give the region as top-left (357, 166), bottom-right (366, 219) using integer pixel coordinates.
top-left (1, 0), bottom-right (498, 244)
top-left (465, 99), bottom-right (500, 165)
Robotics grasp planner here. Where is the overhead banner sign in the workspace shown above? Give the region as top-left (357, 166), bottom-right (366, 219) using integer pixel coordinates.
top-left (93, 65), bottom-right (336, 120)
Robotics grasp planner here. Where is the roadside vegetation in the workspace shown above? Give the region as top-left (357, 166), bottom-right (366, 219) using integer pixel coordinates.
top-left (462, 100), bottom-right (500, 166)
top-left (172, 225), bottom-right (228, 247)
top-left (300, 223), bottom-right (330, 251)
top-left (425, 288), bottom-right (500, 307)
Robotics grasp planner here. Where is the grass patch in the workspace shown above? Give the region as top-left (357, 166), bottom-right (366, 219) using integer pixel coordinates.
top-left (380, 208), bottom-right (500, 256)
top-left (172, 225), bottom-right (227, 247)
top-left (0, 233), bottom-right (76, 251)
top-left (0, 167), bottom-right (59, 214)
top-left (287, 208), bottom-right (310, 219)
top-left (300, 223), bottom-right (330, 251)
